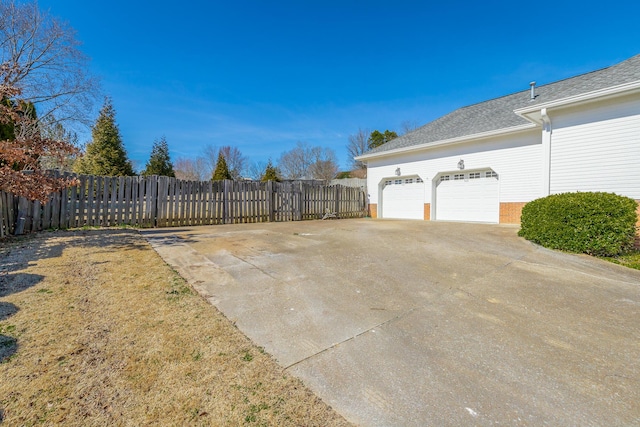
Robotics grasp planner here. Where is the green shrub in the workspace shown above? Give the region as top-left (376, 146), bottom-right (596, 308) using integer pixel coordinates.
top-left (518, 192), bottom-right (638, 256)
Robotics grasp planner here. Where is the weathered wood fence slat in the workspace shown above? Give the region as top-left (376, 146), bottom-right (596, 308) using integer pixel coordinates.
top-left (0, 175), bottom-right (367, 236)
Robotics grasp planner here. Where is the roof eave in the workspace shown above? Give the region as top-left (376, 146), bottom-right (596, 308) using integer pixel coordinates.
top-left (515, 80), bottom-right (640, 123)
top-left (356, 123), bottom-right (537, 162)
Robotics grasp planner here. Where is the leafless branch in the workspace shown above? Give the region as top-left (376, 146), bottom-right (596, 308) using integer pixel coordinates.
top-left (347, 127), bottom-right (370, 170)
top-left (0, 0), bottom-right (100, 132)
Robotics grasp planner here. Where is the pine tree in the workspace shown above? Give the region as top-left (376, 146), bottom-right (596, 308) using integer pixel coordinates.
top-left (74, 98), bottom-right (134, 176)
top-left (0, 98), bottom-right (17, 142)
top-left (212, 151), bottom-right (232, 180)
top-left (367, 129), bottom-right (398, 149)
top-left (0, 99), bottom-right (36, 143)
top-left (141, 136), bottom-right (175, 177)
top-left (261, 159), bottom-right (280, 182)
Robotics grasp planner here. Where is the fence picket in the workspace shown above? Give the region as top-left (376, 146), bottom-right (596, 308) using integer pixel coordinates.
top-left (1, 176), bottom-right (366, 236)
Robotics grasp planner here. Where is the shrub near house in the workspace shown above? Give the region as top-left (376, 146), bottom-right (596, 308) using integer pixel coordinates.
top-left (518, 192), bottom-right (638, 257)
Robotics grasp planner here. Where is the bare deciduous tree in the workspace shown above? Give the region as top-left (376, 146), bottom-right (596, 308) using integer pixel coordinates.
top-left (201, 144), bottom-right (218, 177)
top-left (400, 120), bottom-right (420, 135)
top-left (278, 142), bottom-right (310, 179)
top-left (219, 145), bottom-right (247, 179)
top-left (38, 118), bottom-right (79, 171)
top-left (246, 160), bottom-right (266, 181)
top-left (0, 0), bottom-right (99, 130)
top-left (174, 156), bottom-right (208, 181)
top-left (278, 142), bottom-right (339, 180)
top-left (346, 127), bottom-right (370, 170)
top-left (308, 159), bottom-right (338, 181)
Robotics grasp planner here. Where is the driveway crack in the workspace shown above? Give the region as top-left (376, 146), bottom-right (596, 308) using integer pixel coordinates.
top-left (284, 307), bottom-right (417, 371)
top-left (230, 254), bottom-right (281, 281)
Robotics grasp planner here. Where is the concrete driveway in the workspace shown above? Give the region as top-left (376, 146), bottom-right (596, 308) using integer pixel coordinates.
top-left (142, 219), bottom-right (640, 426)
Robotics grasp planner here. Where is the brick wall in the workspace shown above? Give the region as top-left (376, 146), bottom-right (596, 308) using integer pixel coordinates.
top-left (424, 204), bottom-right (431, 220)
top-left (499, 202), bottom-right (527, 224)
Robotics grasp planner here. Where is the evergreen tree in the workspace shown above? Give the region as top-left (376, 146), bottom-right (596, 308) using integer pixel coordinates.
top-left (0, 98), bottom-right (16, 142)
top-left (261, 159), bottom-right (280, 182)
top-left (367, 129), bottom-right (398, 149)
top-left (141, 136), bottom-right (175, 177)
top-left (74, 98), bottom-right (134, 176)
top-left (212, 151), bottom-right (232, 180)
top-left (0, 99), bottom-right (37, 143)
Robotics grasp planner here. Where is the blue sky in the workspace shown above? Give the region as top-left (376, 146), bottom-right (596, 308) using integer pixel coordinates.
top-left (38, 0), bottom-right (640, 172)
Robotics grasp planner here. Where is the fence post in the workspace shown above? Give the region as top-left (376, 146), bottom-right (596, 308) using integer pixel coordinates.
top-left (14, 196), bottom-right (29, 235)
top-left (223, 179), bottom-right (230, 224)
top-left (334, 185), bottom-right (340, 217)
top-left (0, 192), bottom-right (9, 237)
top-left (267, 180), bottom-right (275, 222)
top-left (296, 181), bottom-right (303, 221)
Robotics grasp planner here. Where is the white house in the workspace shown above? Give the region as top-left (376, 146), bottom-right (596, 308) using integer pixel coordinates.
top-left (356, 54), bottom-right (640, 225)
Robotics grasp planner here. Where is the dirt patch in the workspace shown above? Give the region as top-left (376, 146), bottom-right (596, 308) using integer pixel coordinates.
top-left (0, 229), bottom-right (351, 426)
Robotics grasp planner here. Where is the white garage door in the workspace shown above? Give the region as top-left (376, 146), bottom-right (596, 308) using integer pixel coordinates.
top-left (382, 177), bottom-right (424, 220)
top-left (435, 170), bottom-right (499, 223)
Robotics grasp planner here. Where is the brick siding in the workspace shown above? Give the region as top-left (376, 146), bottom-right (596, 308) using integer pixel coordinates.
top-left (499, 202), bottom-right (527, 224)
top-left (369, 203), bottom-right (378, 219)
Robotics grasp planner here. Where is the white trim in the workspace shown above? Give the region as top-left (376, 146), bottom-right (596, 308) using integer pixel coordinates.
top-left (356, 123), bottom-right (536, 161)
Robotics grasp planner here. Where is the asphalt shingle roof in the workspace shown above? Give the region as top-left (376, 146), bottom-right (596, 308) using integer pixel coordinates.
top-left (365, 54), bottom-right (640, 156)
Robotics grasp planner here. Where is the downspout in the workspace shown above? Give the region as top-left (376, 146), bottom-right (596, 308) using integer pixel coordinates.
top-left (540, 108), bottom-right (552, 196)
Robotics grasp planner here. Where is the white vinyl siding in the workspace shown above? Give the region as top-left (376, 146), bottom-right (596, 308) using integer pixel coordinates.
top-left (367, 131), bottom-right (542, 206)
top-left (550, 95), bottom-right (640, 199)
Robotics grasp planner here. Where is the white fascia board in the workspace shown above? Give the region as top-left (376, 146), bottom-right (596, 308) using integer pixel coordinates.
top-left (515, 80), bottom-right (640, 123)
top-left (355, 123), bottom-right (537, 161)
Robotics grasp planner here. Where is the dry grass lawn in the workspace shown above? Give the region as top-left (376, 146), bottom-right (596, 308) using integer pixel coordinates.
top-left (0, 229), bottom-right (351, 426)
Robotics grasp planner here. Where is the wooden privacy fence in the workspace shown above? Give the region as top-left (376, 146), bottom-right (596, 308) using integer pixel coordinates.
top-left (0, 175), bottom-right (368, 237)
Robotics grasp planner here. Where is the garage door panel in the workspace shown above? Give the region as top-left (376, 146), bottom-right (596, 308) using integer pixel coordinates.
top-left (435, 172), bottom-right (499, 223)
top-left (382, 178), bottom-right (424, 220)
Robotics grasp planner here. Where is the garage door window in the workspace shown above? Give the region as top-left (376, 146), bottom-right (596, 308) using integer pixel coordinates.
top-left (394, 179), bottom-right (402, 185)
top-left (417, 177), bottom-right (423, 183)
top-left (405, 178), bottom-right (413, 184)
top-left (385, 180), bottom-right (392, 186)
top-left (469, 172), bottom-right (480, 179)
top-left (440, 175), bottom-right (450, 182)
top-left (485, 171), bottom-right (498, 178)
top-left (454, 173), bottom-right (464, 180)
